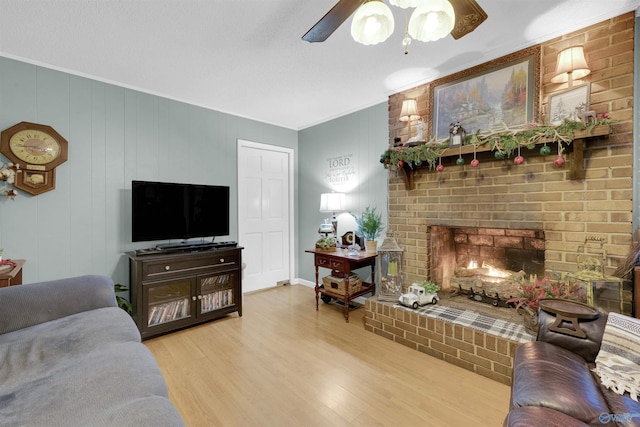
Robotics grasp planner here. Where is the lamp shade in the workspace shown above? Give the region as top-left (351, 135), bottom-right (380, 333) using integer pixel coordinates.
top-left (351, 0), bottom-right (395, 45)
top-left (319, 192), bottom-right (346, 212)
top-left (399, 99), bottom-right (420, 122)
top-left (550, 46), bottom-right (590, 83)
top-left (408, 0), bottom-right (455, 42)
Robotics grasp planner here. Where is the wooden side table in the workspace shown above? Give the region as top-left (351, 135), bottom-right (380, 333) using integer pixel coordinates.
top-left (0, 259), bottom-right (25, 288)
top-left (306, 248), bottom-right (376, 322)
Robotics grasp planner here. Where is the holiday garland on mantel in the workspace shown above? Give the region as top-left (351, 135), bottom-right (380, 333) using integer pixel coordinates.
top-left (380, 116), bottom-right (615, 170)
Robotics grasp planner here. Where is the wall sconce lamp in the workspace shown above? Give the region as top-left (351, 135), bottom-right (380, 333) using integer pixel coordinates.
top-left (399, 99), bottom-right (420, 143)
top-left (550, 46), bottom-right (591, 88)
top-left (319, 192), bottom-right (346, 234)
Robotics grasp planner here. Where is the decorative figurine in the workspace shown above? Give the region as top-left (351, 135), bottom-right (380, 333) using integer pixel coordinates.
top-left (398, 282), bottom-right (440, 309)
top-left (405, 119), bottom-right (424, 145)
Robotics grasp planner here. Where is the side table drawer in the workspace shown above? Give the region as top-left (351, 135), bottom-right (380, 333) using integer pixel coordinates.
top-left (316, 255), bottom-right (346, 272)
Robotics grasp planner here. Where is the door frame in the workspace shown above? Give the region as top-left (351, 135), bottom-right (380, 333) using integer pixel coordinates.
top-left (237, 139), bottom-right (295, 286)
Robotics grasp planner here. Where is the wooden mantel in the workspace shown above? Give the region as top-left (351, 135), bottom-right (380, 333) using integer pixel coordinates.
top-left (397, 125), bottom-right (611, 190)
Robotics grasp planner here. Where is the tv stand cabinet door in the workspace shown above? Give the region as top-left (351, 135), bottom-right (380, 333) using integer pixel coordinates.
top-left (141, 276), bottom-right (196, 338)
top-left (197, 269), bottom-right (242, 320)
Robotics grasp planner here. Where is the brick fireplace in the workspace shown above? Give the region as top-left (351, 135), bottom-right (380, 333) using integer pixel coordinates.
top-left (364, 13), bottom-right (635, 385)
top-left (384, 13), bottom-right (635, 315)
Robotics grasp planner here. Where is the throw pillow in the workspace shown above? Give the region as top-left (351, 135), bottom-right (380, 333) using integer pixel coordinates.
top-left (593, 312), bottom-right (640, 401)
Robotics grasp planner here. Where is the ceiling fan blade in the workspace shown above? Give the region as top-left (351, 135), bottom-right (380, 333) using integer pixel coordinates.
top-left (450, 0), bottom-right (488, 40)
top-left (302, 0), bottom-right (366, 43)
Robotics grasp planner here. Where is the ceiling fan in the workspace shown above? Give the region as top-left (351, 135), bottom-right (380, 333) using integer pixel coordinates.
top-left (302, 0), bottom-right (487, 43)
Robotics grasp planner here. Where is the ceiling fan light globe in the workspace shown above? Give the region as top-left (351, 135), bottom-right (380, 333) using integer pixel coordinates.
top-left (389, 0), bottom-right (424, 9)
top-left (408, 0), bottom-right (455, 42)
top-left (351, 1), bottom-right (395, 45)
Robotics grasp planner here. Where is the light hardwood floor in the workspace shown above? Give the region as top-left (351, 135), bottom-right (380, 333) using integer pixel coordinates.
top-left (145, 285), bottom-right (511, 426)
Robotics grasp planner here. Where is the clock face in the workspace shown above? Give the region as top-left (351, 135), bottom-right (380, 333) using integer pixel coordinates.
top-left (0, 121), bottom-right (69, 195)
top-left (342, 231), bottom-right (355, 246)
top-left (9, 129), bottom-right (61, 165)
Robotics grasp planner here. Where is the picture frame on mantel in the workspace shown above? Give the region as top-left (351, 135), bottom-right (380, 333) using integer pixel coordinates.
top-left (429, 45), bottom-right (540, 141)
top-left (548, 83), bottom-right (590, 126)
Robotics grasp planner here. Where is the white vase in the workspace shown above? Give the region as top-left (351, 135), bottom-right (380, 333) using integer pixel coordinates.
top-left (365, 240), bottom-right (377, 253)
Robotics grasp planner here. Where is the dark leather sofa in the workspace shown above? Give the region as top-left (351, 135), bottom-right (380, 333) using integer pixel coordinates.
top-left (505, 305), bottom-right (640, 427)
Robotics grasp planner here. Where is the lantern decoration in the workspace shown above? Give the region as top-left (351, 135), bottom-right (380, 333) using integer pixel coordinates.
top-left (449, 121), bottom-right (466, 147)
top-left (565, 237), bottom-right (624, 314)
top-left (377, 232), bottom-right (404, 301)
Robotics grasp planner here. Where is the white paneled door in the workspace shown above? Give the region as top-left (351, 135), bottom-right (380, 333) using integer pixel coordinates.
top-left (237, 140), bottom-right (293, 293)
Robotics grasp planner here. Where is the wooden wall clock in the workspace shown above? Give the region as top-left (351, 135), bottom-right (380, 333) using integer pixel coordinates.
top-left (0, 122), bottom-right (68, 196)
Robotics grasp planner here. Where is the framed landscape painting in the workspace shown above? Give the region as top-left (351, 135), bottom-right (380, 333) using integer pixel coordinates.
top-left (430, 46), bottom-right (540, 141)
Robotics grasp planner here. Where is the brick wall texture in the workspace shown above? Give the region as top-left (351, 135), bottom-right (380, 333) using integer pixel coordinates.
top-left (364, 299), bottom-right (524, 385)
top-left (386, 14), bottom-right (635, 295)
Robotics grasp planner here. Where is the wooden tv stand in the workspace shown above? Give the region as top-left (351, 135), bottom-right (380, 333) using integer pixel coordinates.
top-left (127, 246), bottom-right (243, 340)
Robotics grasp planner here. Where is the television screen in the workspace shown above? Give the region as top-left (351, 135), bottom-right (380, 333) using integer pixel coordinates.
top-left (132, 180), bottom-right (230, 243)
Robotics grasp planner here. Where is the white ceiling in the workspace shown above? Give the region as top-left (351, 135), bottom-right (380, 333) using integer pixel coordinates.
top-left (1, 0), bottom-right (639, 130)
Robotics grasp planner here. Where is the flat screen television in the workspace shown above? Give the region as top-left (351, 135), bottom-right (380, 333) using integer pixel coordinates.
top-left (132, 180), bottom-right (230, 243)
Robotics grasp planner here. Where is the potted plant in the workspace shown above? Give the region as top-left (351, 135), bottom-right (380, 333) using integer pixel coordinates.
top-left (351, 205), bottom-right (384, 253)
top-left (315, 235), bottom-right (337, 252)
top-left (507, 273), bottom-right (585, 334)
top-left (114, 283), bottom-right (133, 314)
top-left (419, 280), bottom-right (440, 294)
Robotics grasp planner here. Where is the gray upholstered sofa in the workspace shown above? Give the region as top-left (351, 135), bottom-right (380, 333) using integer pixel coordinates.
top-left (0, 275), bottom-right (184, 427)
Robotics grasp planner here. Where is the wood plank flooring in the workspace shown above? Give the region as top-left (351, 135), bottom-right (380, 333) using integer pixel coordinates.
top-left (145, 285), bottom-right (511, 427)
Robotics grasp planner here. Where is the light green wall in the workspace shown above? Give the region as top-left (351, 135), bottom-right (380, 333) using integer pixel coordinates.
top-left (297, 103), bottom-right (389, 283)
top-left (0, 57), bottom-right (298, 285)
top-left (0, 56), bottom-right (388, 288)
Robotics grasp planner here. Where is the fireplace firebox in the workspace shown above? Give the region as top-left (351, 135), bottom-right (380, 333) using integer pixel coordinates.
top-left (428, 226), bottom-right (546, 302)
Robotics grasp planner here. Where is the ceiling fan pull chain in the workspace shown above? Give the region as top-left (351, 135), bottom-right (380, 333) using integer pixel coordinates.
top-left (403, 9), bottom-right (412, 55)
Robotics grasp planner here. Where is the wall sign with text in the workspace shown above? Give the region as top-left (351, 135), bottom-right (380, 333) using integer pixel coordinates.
top-left (325, 154), bottom-right (356, 188)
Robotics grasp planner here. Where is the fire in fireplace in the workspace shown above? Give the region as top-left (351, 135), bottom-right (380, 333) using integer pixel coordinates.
top-left (428, 225), bottom-right (545, 306)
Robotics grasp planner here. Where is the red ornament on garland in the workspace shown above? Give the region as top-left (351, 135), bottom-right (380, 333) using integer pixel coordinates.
top-left (470, 145), bottom-right (479, 168)
top-left (514, 146), bottom-right (524, 165)
top-left (436, 164), bottom-right (444, 172)
top-left (553, 156), bottom-right (565, 167)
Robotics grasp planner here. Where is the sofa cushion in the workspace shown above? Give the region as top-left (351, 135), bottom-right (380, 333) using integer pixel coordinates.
top-left (504, 406), bottom-right (590, 427)
top-left (0, 307), bottom-right (183, 426)
top-left (0, 307), bottom-right (140, 387)
top-left (512, 341), bottom-right (610, 425)
top-left (0, 275), bottom-right (117, 335)
top-left (537, 308), bottom-right (607, 363)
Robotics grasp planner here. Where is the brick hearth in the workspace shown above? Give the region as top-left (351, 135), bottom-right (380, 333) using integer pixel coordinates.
top-left (364, 299), bottom-right (531, 385)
